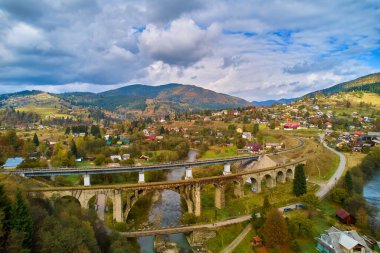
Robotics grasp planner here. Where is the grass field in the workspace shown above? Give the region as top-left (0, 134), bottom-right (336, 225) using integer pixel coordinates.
top-left (330, 92), bottom-right (380, 107)
top-left (190, 182), bottom-right (319, 225)
top-left (232, 228), bottom-right (256, 253)
top-left (202, 146), bottom-right (238, 159)
top-left (278, 138), bottom-right (340, 181)
top-left (205, 222), bottom-right (250, 252)
top-left (344, 152), bottom-right (367, 170)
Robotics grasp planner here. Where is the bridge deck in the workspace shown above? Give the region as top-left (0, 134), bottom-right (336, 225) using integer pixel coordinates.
top-left (29, 159), bottom-right (306, 192)
top-left (2, 155), bottom-right (259, 177)
top-left (120, 215), bottom-right (252, 237)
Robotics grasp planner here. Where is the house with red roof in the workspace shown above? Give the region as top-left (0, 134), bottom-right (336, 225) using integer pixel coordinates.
top-left (246, 143), bottom-right (263, 153)
top-left (336, 208), bottom-right (355, 225)
top-left (284, 122), bottom-right (300, 129)
top-left (146, 135), bottom-right (156, 141)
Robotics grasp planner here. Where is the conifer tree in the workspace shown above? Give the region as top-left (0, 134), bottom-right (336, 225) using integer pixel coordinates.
top-left (33, 133), bottom-right (39, 147)
top-left (293, 164), bottom-right (307, 196)
top-left (0, 185), bottom-right (11, 251)
top-left (344, 171), bottom-right (353, 193)
top-left (10, 189), bottom-right (33, 250)
top-left (262, 195), bottom-right (272, 216)
top-left (70, 140), bottom-right (78, 158)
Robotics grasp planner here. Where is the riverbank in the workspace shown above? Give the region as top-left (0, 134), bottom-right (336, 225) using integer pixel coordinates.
top-left (364, 169), bottom-right (380, 221)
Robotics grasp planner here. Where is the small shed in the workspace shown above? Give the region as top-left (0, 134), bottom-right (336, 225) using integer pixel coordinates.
top-left (252, 236), bottom-right (263, 247)
top-left (336, 208), bottom-right (355, 225)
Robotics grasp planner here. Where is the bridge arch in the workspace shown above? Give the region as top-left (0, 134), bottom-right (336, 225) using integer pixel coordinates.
top-left (286, 168), bottom-right (293, 181)
top-left (250, 177), bottom-right (259, 192)
top-left (276, 170), bottom-right (285, 183)
top-left (58, 195), bottom-right (81, 206)
top-left (261, 174), bottom-right (274, 188)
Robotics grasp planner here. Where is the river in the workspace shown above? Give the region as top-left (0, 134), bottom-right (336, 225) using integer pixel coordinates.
top-left (363, 168), bottom-right (380, 221)
top-left (137, 150), bottom-right (198, 253)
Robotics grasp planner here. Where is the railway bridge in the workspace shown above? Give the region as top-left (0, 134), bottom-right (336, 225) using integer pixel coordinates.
top-left (28, 159), bottom-right (306, 223)
top-left (4, 155), bottom-right (260, 186)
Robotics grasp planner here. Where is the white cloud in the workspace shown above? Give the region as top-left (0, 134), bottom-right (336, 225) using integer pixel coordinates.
top-left (5, 22), bottom-right (50, 50)
top-left (139, 18), bottom-right (220, 66)
top-left (0, 0), bottom-right (379, 100)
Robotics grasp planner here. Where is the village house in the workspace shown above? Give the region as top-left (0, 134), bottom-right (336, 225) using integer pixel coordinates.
top-left (283, 122), bottom-right (300, 130)
top-left (336, 208), bottom-right (355, 225)
top-left (45, 138), bottom-right (58, 147)
top-left (325, 122), bottom-right (332, 128)
top-left (146, 135), bottom-right (156, 141)
top-left (110, 155), bottom-right (122, 161)
top-left (242, 132), bottom-right (252, 140)
top-left (316, 226), bottom-right (372, 253)
top-left (122, 154), bottom-right (130, 160)
top-left (142, 129), bottom-right (150, 136)
top-left (1, 157), bottom-right (24, 169)
top-left (265, 142), bottom-right (283, 150)
top-left (245, 143), bottom-right (263, 153)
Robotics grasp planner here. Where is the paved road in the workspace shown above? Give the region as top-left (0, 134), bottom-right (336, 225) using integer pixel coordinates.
top-left (220, 223), bottom-right (252, 253)
top-left (316, 134), bottom-right (346, 199)
top-left (121, 215), bottom-right (252, 237)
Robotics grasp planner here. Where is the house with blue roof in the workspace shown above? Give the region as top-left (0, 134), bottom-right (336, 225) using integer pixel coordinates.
top-left (1, 157), bottom-right (24, 169)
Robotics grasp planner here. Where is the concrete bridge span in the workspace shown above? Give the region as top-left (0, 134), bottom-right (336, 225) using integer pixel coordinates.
top-left (29, 159), bottom-right (306, 223)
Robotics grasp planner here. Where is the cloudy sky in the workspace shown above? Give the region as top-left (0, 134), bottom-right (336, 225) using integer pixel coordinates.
top-left (0, 0), bottom-right (379, 101)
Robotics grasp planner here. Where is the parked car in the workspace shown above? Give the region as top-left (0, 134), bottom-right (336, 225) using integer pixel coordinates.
top-left (283, 207), bottom-right (293, 213)
top-left (296, 204), bottom-right (305, 209)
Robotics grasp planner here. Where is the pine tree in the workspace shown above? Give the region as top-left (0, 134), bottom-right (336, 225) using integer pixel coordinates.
top-left (160, 126), bottom-right (165, 135)
top-left (0, 185), bottom-right (11, 251)
top-left (344, 171), bottom-right (353, 193)
top-left (262, 195), bottom-right (272, 216)
top-left (65, 127), bottom-right (71, 135)
top-left (70, 140), bottom-right (78, 158)
top-left (293, 164), bottom-right (307, 197)
top-left (10, 189), bottom-right (33, 250)
top-left (90, 125), bottom-right (100, 137)
top-left (253, 123), bottom-right (259, 135)
top-left (32, 133), bottom-right (39, 147)
top-left (263, 208), bottom-right (288, 248)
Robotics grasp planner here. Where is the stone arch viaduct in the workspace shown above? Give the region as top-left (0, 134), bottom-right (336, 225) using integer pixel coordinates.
top-left (29, 159), bottom-right (306, 223)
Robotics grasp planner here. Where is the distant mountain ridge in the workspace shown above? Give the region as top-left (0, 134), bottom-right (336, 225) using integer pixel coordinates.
top-left (305, 72), bottom-right (380, 97)
top-left (252, 98), bottom-right (297, 107)
top-left (59, 83), bottom-right (252, 112)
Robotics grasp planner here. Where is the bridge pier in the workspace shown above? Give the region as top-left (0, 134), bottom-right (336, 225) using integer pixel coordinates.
top-left (233, 179), bottom-right (245, 198)
top-left (113, 190), bottom-right (124, 222)
top-left (138, 171), bottom-right (145, 183)
top-left (83, 174), bottom-right (91, 186)
top-left (214, 184), bottom-right (225, 209)
top-left (223, 163), bottom-right (231, 175)
top-left (193, 184), bottom-right (201, 217)
top-left (180, 186), bottom-right (194, 214)
top-left (185, 167), bottom-right (193, 180)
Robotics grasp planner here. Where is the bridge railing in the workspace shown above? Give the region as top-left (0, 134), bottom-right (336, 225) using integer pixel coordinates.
top-left (2, 154), bottom-right (258, 174)
top-left (4, 137), bottom-right (304, 174)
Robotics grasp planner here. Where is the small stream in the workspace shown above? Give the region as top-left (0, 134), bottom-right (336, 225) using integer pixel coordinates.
top-left (137, 150), bottom-right (198, 253)
top-left (363, 168), bottom-right (380, 221)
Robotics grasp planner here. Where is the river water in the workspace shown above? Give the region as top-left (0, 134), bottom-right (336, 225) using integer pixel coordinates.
top-left (363, 168), bottom-right (380, 221)
top-left (137, 150), bottom-right (198, 253)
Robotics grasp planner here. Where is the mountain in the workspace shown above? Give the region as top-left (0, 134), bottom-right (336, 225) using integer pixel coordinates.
top-left (59, 83), bottom-right (252, 113)
top-left (252, 98), bottom-right (297, 107)
top-left (305, 73), bottom-right (380, 97)
top-left (0, 90), bottom-right (42, 101)
top-left (0, 83), bottom-right (252, 119)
